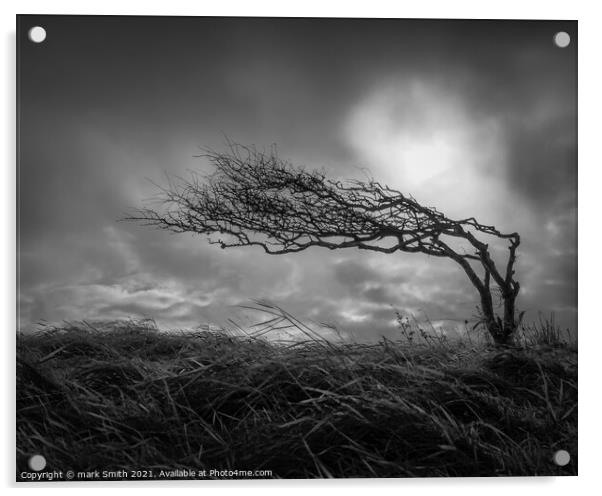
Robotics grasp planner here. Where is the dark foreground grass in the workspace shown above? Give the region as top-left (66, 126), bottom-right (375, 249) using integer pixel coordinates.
top-left (16, 320), bottom-right (577, 479)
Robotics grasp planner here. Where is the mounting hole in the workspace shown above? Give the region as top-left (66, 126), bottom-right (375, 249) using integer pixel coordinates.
top-left (553, 31), bottom-right (570, 48)
top-left (28, 26), bottom-right (46, 43)
top-left (553, 449), bottom-right (571, 466)
top-left (28, 454), bottom-right (47, 471)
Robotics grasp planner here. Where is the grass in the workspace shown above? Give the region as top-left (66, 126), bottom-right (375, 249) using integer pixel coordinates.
top-left (16, 310), bottom-right (577, 479)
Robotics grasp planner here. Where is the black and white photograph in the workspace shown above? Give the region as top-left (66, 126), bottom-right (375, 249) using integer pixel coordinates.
top-left (16, 15), bottom-right (577, 480)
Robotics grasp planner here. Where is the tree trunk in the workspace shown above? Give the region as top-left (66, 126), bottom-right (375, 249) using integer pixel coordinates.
top-left (481, 290), bottom-right (517, 346)
top-left (434, 233), bottom-right (521, 347)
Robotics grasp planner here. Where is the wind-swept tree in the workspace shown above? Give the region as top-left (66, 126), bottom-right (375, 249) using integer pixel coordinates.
top-left (129, 144), bottom-right (521, 345)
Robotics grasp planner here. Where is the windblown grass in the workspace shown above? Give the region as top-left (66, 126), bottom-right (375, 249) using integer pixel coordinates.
top-left (16, 313), bottom-right (577, 479)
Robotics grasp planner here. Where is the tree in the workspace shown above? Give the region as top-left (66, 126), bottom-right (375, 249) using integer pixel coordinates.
top-left (129, 143), bottom-right (522, 345)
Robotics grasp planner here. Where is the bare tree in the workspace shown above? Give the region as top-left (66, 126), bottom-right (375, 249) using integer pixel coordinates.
top-left (128, 144), bottom-right (521, 345)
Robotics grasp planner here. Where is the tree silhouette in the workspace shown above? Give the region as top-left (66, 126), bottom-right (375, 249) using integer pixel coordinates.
top-left (129, 144), bottom-right (521, 345)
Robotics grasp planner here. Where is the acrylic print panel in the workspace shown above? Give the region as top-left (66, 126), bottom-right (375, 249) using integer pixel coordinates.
top-left (16, 16), bottom-right (577, 480)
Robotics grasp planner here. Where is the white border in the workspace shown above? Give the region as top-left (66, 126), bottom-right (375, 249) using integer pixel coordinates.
top-left (3, 1), bottom-right (600, 494)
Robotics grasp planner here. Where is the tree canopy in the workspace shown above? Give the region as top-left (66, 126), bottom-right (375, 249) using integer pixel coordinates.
top-left (129, 143), bottom-right (521, 345)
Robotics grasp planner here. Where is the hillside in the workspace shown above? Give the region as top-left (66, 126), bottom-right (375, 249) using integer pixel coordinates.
top-left (17, 320), bottom-right (577, 479)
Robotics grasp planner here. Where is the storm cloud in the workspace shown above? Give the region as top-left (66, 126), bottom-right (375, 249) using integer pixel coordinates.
top-left (18, 16), bottom-right (577, 339)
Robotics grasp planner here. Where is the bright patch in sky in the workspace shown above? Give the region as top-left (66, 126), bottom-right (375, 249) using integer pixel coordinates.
top-left (343, 78), bottom-right (524, 228)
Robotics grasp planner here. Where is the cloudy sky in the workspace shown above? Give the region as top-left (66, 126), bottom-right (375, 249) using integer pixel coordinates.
top-left (18, 16), bottom-right (577, 340)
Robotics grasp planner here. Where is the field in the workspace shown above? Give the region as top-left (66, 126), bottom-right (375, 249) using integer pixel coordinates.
top-left (16, 313), bottom-right (577, 479)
